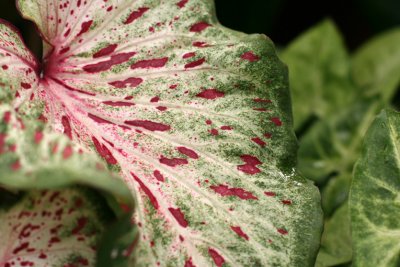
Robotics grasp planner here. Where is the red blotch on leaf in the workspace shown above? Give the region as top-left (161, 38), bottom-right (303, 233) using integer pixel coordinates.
top-left (210, 128), bottom-right (219, 136)
top-left (88, 113), bottom-right (113, 124)
top-left (270, 117), bottom-right (282, 126)
top-left (184, 57), bottom-right (205, 69)
top-left (150, 96), bottom-right (160, 102)
top-left (34, 131), bottom-right (43, 144)
top-left (282, 199), bottom-right (292, 205)
top-left (59, 47), bottom-right (70, 54)
top-left (190, 22), bottom-right (211, 32)
top-left (253, 98), bottom-right (271, 103)
top-left (184, 258), bottom-right (195, 267)
top-left (64, 28), bottom-right (71, 37)
top-left (251, 137), bottom-right (266, 147)
top-left (124, 120), bottom-right (171, 131)
top-left (109, 77), bottom-right (143, 88)
top-left (93, 44), bottom-right (118, 58)
top-left (177, 146), bottom-right (199, 159)
top-left (131, 172), bottom-right (159, 209)
top-left (177, 0), bottom-right (188, 8)
top-left (156, 106), bottom-right (167, 111)
top-left (196, 89), bottom-right (224, 100)
top-left (159, 156), bottom-right (188, 167)
top-left (264, 191), bottom-right (276, 197)
top-left (277, 228), bottom-right (288, 235)
top-left (264, 132), bottom-right (272, 139)
top-left (241, 51), bottom-right (260, 62)
top-left (77, 20), bottom-right (93, 36)
top-left (231, 226), bottom-right (249, 240)
top-left (183, 52), bottom-right (196, 59)
top-left (13, 242), bottom-right (29, 254)
top-left (131, 57), bottom-right (168, 69)
top-left (71, 217), bottom-right (88, 235)
top-left (153, 170), bottom-right (165, 182)
top-left (83, 52), bottom-right (136, 73)
top-left (124, 7), bottom-right (149, 24)
top-left (61, 116), bottom-right (72, 139)
top-left (92, 137), bottom-right (117, 165)
top-left (210, 184), bottom-right (258, 200)
top-left (63, 145), bottom-right (73, 159)
top-left (103, 101), bottom-right (135, 107)
top-left (208, 248), bottom-right (225, 267)
top-left (237, 155), bottom-right (262, 175)
top-left (3, 111), bottom-right (11, 123)
top-left (21, 82), bottom-right (31, 89)
top-left (168, 207), bottom-right (189, 227)
top-left (193, 41), bottom-right (209, 48)
top-left (11, 160), bottom-right (21, 171)
top-left (220, 126), bottom-right (233, 130)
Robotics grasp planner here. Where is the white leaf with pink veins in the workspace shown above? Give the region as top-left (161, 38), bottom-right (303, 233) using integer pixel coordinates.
top-left (1, 0), bottom-right (323, 266)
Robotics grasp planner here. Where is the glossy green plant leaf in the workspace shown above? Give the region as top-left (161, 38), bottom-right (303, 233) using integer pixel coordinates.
top-left (4, 0), bottom-right (323, 266)
top-left (352, 28), bottom-right (400, 102)
top-left (350, 109), bottom-right (400, 267)
top-left (316, 203), bottom-right (352, 267)
top-left (0, 105), bottom-right (136, 267)
top-left (280, 19), bottom-right (354, 130)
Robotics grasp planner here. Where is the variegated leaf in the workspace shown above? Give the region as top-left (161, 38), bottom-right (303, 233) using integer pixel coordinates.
top-left (0, 19), bottom-right (39, 105)
top-left (0, 102), bottom-right (136, 267)
top-left (9, 0), bottom-right (322, 266)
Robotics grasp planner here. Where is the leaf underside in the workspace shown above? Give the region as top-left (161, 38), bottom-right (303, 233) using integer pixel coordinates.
top-left (1, 0), bottom-right (322, 266)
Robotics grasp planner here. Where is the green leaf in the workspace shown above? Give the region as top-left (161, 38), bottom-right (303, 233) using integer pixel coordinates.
top-left (0, 104), bottom-right (136, 266)
top-left (316, 203), bottom-right (352, 267)
top-left (280, 19), bottom-right (354, 130)
top-left (352, 28), bottom-right (400, 102)
top-left (350, 109), bottom-right (400, 267)
top-left (321, 173), bottom-right (351, 216)
top-left (11, 0), bottom-right (323, 266)
top-left (298, 100), bottom-right (380, 183)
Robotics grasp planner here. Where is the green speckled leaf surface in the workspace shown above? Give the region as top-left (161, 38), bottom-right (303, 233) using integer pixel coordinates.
top-left (1, 0), bottom-right (322, 266)
top-left (350, 109), bottom-right (400, 267)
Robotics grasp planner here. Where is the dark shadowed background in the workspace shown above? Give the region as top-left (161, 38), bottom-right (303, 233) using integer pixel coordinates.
top-left (1, 0), bottom-right (399, 60)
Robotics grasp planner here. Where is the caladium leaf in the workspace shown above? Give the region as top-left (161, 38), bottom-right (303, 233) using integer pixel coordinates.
top-left (0, 104), bottom-right (137, 267)
top-left (350, 109), bottom-right (400, 267)
top-left (12, 0), bottom-right (322, 266)
top-left (0, 19), bottom-right (39, 104)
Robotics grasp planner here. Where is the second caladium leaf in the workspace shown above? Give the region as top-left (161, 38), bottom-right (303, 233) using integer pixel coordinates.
top-left (9, 0), bottom-right (322, 266)
top-left (0, 104), bottom-right (137, 267)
